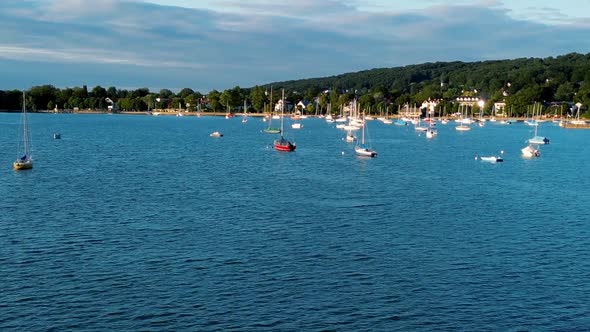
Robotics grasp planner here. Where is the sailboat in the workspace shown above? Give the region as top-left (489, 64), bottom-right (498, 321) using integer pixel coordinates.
top-left (524, 104), bottom-right (539, 126)
top-left (426, 122), bottom-right (437, 138)
top-left (345, 120), bottom-right (357, 142)
top-left (455, 105), bottom-right (471, 131)
top-left (14, 92), bottom-right (33, 170)
top-left (528, 123), bottom-right (549, 144)
top-left (425, 107), bottom-right (437, 138)
top-left (242, 99), bottom-right (248, 123)
top-left (521, 144), bottom-right (540, 158)
top-left (355, 113), bottom-right (377, 157)
top-left (291, 107), bottom-right (302, 129)
top-left (273, 89), bottom-right (296, 152)
top-left (53, 105), bottom-right (61, 139)
top-left (264, 87), bottom-right (281, 134)
top-left (224, 102), bottom-right (233, 119)
top-left (414, 109), bottom-right (428, 131)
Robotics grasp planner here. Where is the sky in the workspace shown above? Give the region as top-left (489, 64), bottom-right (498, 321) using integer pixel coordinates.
top-left (0, 0), bottom-right (589, 93)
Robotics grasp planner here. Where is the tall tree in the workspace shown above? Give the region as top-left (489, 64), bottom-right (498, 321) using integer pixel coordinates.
top-left (207, 90), bottom-right (221, 111)
top-left (91, 85), bottom-right (107, 99)
top-left (179, 88), bottom-right (194, 99)
top-left (250, 86), bottom-right (266, 112)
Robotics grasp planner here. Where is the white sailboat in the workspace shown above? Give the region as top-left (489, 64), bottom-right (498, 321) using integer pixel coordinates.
top-left (242, 99), bottom-right (248, 123)
top-left (528, 121), bottom-right (549, 144)
top-left (414, 116), bottom-right (428, 132)
top-left (14, 92), bottom-right (33, 170)
top-left (355, 113), bottom-right (377, 157)
top-left (426, 124), bottom-right (437, 138)
top-left (264, 87), bottom-right (281, 134)
top-left (521, 144), bottom-right (540, 158)
top-left (345, 121), bottom-right (357, 142)
top-left (455, 105), bottom-right (471, 131)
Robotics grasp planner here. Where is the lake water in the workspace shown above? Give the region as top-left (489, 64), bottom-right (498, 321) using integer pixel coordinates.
top-left (1, 113), bottom-right (590, 330)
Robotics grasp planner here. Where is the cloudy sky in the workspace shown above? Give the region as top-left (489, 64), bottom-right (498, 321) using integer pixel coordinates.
top-left (1, 0), bottom-right (589, 93)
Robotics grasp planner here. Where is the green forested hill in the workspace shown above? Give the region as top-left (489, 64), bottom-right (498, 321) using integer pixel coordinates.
top-left (265, 53), bottom-right (590, 115)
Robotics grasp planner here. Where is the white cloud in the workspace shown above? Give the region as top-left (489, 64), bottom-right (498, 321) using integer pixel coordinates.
top-left (0, 0), bottom-right (589, 91)
top-left (0, 44), bottom-right (210, 69)
top-left (29, 0), bottom-right (119, 22)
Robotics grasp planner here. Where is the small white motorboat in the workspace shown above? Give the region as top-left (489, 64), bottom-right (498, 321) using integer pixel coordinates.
top-left (210, 131), bottom-right (223, 137)
top-left (476, 150), bottom-right (504, 163)
top-left (478, 155), bottom-right (503, 163)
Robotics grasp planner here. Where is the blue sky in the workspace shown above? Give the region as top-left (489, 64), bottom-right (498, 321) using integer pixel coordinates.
top-left (1, 0), bottom-right (589, 93)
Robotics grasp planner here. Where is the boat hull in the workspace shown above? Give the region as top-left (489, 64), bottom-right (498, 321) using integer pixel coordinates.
top-left (355, 146), bottom-right (377, 157)
top-left (480, 156), bottom-right (503, 163)
top-left (521, 145), bottom-right (540, 158)
top-left (528, 136), bottom-right (549, 144)
top-left (13, 160), bottom-right (33, 170)
top-left (274, 144), bottom-right (296, 152)
top-left (274, 138), bottom-right (296, 152)
top-left (264, 128), bottom-right (281, 134)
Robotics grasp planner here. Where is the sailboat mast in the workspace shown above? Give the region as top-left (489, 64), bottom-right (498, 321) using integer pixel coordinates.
top-left (22, 92), bottom-right (29, 156)
top-left (361, 112), bottom-right (365, 144)
top-left (280, 89), bottom-right (285, 135)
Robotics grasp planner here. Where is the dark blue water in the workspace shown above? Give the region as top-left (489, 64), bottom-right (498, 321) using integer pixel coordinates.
top-left (2, 113), bottom-right (590, 331)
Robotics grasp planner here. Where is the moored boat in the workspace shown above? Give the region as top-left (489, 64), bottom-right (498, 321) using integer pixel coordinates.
top-left (521, 144), bottom-right (540, 158)
top-left (477, 155), bottom-right (504, 163)
top-left (274, 136), bottom-right (296, 151)
top-left (355, 113), bottom-right (377, 157)
top-left (210, 131), bottom-right (223, 137)
top-left (14, 92), bottom-right (33, 170)
top-left (273, 89), bottom-right (296, 152)
top-left (426, 128), bottom-right (437, 138)
top-left (528, 135), bottom-right (549, 144)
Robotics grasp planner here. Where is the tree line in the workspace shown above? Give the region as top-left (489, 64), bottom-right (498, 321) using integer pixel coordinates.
top-left (2, 52), bottom-right (589, 117)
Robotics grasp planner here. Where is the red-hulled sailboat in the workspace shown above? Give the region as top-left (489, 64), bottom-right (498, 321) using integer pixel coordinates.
top-left (273, 89), bottom-right (296, 152)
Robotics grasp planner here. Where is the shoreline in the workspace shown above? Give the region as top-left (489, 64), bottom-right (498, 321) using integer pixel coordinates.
top-left (2, 110), bottom-right (587, 126)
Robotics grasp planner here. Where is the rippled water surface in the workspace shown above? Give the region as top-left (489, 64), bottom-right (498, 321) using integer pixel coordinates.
top-left (2, 113), bottom-right (590, 331)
